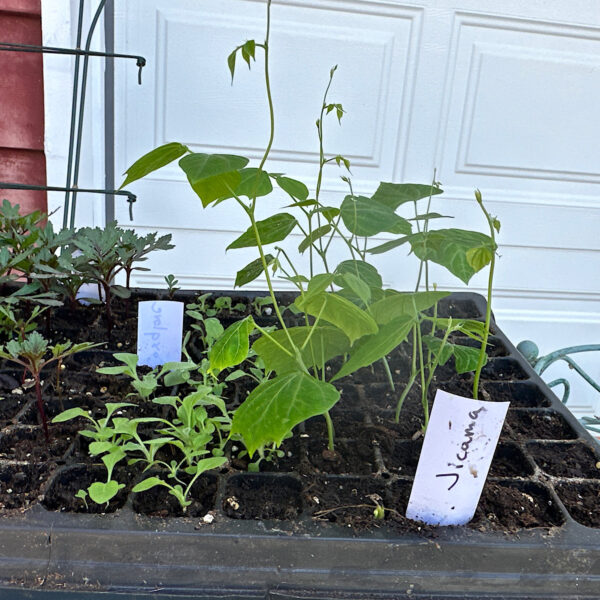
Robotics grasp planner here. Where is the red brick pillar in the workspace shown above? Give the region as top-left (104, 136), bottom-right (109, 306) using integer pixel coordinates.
top-left (0, 0), bottom-right (47, 214)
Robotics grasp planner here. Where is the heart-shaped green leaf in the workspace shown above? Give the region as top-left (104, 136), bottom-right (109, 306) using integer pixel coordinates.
top-left (231, 372), bottom-right (340, 457)
top-left (295, 291), bottom-right (378, 345)
top-left (253, 325), bottom-right (350, 374)
top-left (409, 229), bottom-right (494, 284)
top-left (88, 480), bottom-right (125, 505)
top-left (340, 195), bottom-right (411, 237)
top-left (179, 153), bottom-right (249, 207)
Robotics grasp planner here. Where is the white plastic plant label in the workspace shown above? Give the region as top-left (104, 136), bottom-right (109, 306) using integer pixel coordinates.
top-left (406, 390), bottom-right (509, 526)
top-left (137, 301), bottom-right (184, 368)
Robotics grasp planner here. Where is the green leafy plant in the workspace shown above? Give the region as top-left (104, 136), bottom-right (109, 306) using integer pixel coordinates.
top-left (72, 222), bottom-right (130, 333)
top-left (0, 302), bottom-right (45, 342)
top-left (119, 0), bottom-right (497, 458)
top-left (0, 332), bottom-right (98, 440)
top-left (164, 274), bottom-right (180, 299)
top-left (118, 229), bottom-right (174, 292)
top-left (52, 402), bottom-right (142, 505)
top-left (96, 353), bottom-right (195, 401)
top-left (0, 199), bottom-right (45, 280)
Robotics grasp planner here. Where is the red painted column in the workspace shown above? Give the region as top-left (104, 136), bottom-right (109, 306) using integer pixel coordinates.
top-left (0, 0), bottom-right (47, 214)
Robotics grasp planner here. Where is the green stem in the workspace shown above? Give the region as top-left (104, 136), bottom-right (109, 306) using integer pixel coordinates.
top-left (395, 324), bottom-right (418, 422)
top-left (473, 190), bottom-right (496, 399)
top-left (324, 411), bottom-right (335, 451)
top-left (415, 316), bottom-right (428, 429)
top-left (381, 356), bottom-right (395, 392)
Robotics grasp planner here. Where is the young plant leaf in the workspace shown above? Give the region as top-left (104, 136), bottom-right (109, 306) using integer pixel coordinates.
top-left (410, 212), bottom-right (451, 221)
top-left (241, 40), bottom-right (256, 67)
top-left (409, 229), bottom-right (495, 284)
top-left (333, 260), bottom-right (383, 289)
top-left (422, 335), bottom-right (454, 366)
top-left (304, 273), bottom-right (336, 299)
top-left (275, 176), bottom-right (309, 201)
top-left (235, 254), bottom-right (275, 288)
top-left (209, 315), bottom-right (255, 372)
top-left (51, 407), bottom-right (90, 423)
top-left (295, 291), bottom-right (378, 345)
top-left (227, 213), bottom-right (297, 249)
top-left (227, 49), bottom-right (236, 81)
top-left (298, 225), bottom-right (331, 254)
top-left (316, 206), bottom-right (340, 222)
top-left (331, 315), bottom-right (414, 382)
top-left (371, 182), bottom-right (443, 210)
top-left (88, 480), bottom-right (125, 505)
top-left (339, 273), bottom-right (371, 306)
top-left (179, 153), bottom-right (249, 207)
top-left (132, 476), bottom-right (165, 493)
top-left (369, 291), bottom-right (450, 324)
top-left (340, 195), bottom-right (411, 237)
top-left (466, 246), bottom-right (493, 272)
top-left (453, 343), bottom-right (486, 374)
top-left (253, 325), bottom-right (350, 374)
top-left (367, 236), bottom-right (411, 255)
top-left (231, 168), bottom-right (273, 199)
top-left (120, 142), bottom-right (190, 189)
top-left (231, 372), bottom-right (340, 457)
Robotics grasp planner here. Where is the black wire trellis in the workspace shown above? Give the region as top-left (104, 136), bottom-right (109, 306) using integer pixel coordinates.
top-left (0, 0), bottom-right (145, 228)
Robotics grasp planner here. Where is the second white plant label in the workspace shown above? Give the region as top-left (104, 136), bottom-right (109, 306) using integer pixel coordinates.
top-left (137, 301), bottom-right (184, 368)
top-left (406, 390), bottom-right (509, 526)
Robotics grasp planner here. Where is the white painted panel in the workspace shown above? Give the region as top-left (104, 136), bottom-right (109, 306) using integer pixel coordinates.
top-left (464, 47), bottom-right (600, 179)
top-left (436, 12), bottom-right (600, 201)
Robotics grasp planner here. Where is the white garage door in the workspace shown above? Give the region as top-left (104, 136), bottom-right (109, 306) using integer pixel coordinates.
top-left (111, 0), bottom-right (600, 416)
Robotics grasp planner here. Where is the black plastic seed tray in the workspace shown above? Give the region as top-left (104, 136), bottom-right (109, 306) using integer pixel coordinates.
top-left (0, 292), bottom-right (599, 599)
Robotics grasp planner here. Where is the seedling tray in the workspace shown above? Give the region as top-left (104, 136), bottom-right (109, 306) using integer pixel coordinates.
top-left (1, 292), bottom-right (599, 599)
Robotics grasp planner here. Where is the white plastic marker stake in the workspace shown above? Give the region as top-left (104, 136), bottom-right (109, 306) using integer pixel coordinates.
top-left (406, 390), bottom-right (509, 526)
top-left (137, 301), bottom-right (184, 368)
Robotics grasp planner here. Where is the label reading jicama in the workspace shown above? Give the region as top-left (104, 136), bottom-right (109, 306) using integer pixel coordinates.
top-left (406, 390), bottom-right (509, 526)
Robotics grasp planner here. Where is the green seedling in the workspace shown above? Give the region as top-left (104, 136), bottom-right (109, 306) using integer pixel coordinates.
top-left (250, 296), bottom-right (274, 317)
top-left (0, 303), bottom-right (46, 341)
top-left (73, 222), bottom-right (129, 334)
top-left (132, 455), bottom-right (226, 512)
top-left (118, 229), bottom-right (174, 291)
top-left (0, 332), bottom-right (98, 441)
top-left (52, 402), bottom-right (164, 505)
top-left (214, 296), bottom-right (246, 313)
top-left (96, 353), bottom-right (196, 401)
top-left (164, 274), bottom-right (180, 299)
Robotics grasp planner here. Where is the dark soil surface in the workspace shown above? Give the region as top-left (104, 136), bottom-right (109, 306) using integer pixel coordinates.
top-left (0, 290), bottom-right (594, 534)
top-left (527, 441), bottom-right (600, 478)
top-left (555, 481), bottom-right (600, 528)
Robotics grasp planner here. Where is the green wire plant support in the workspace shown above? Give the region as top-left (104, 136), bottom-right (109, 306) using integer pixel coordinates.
top-left (0, 0), bottom-right (145, 227)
